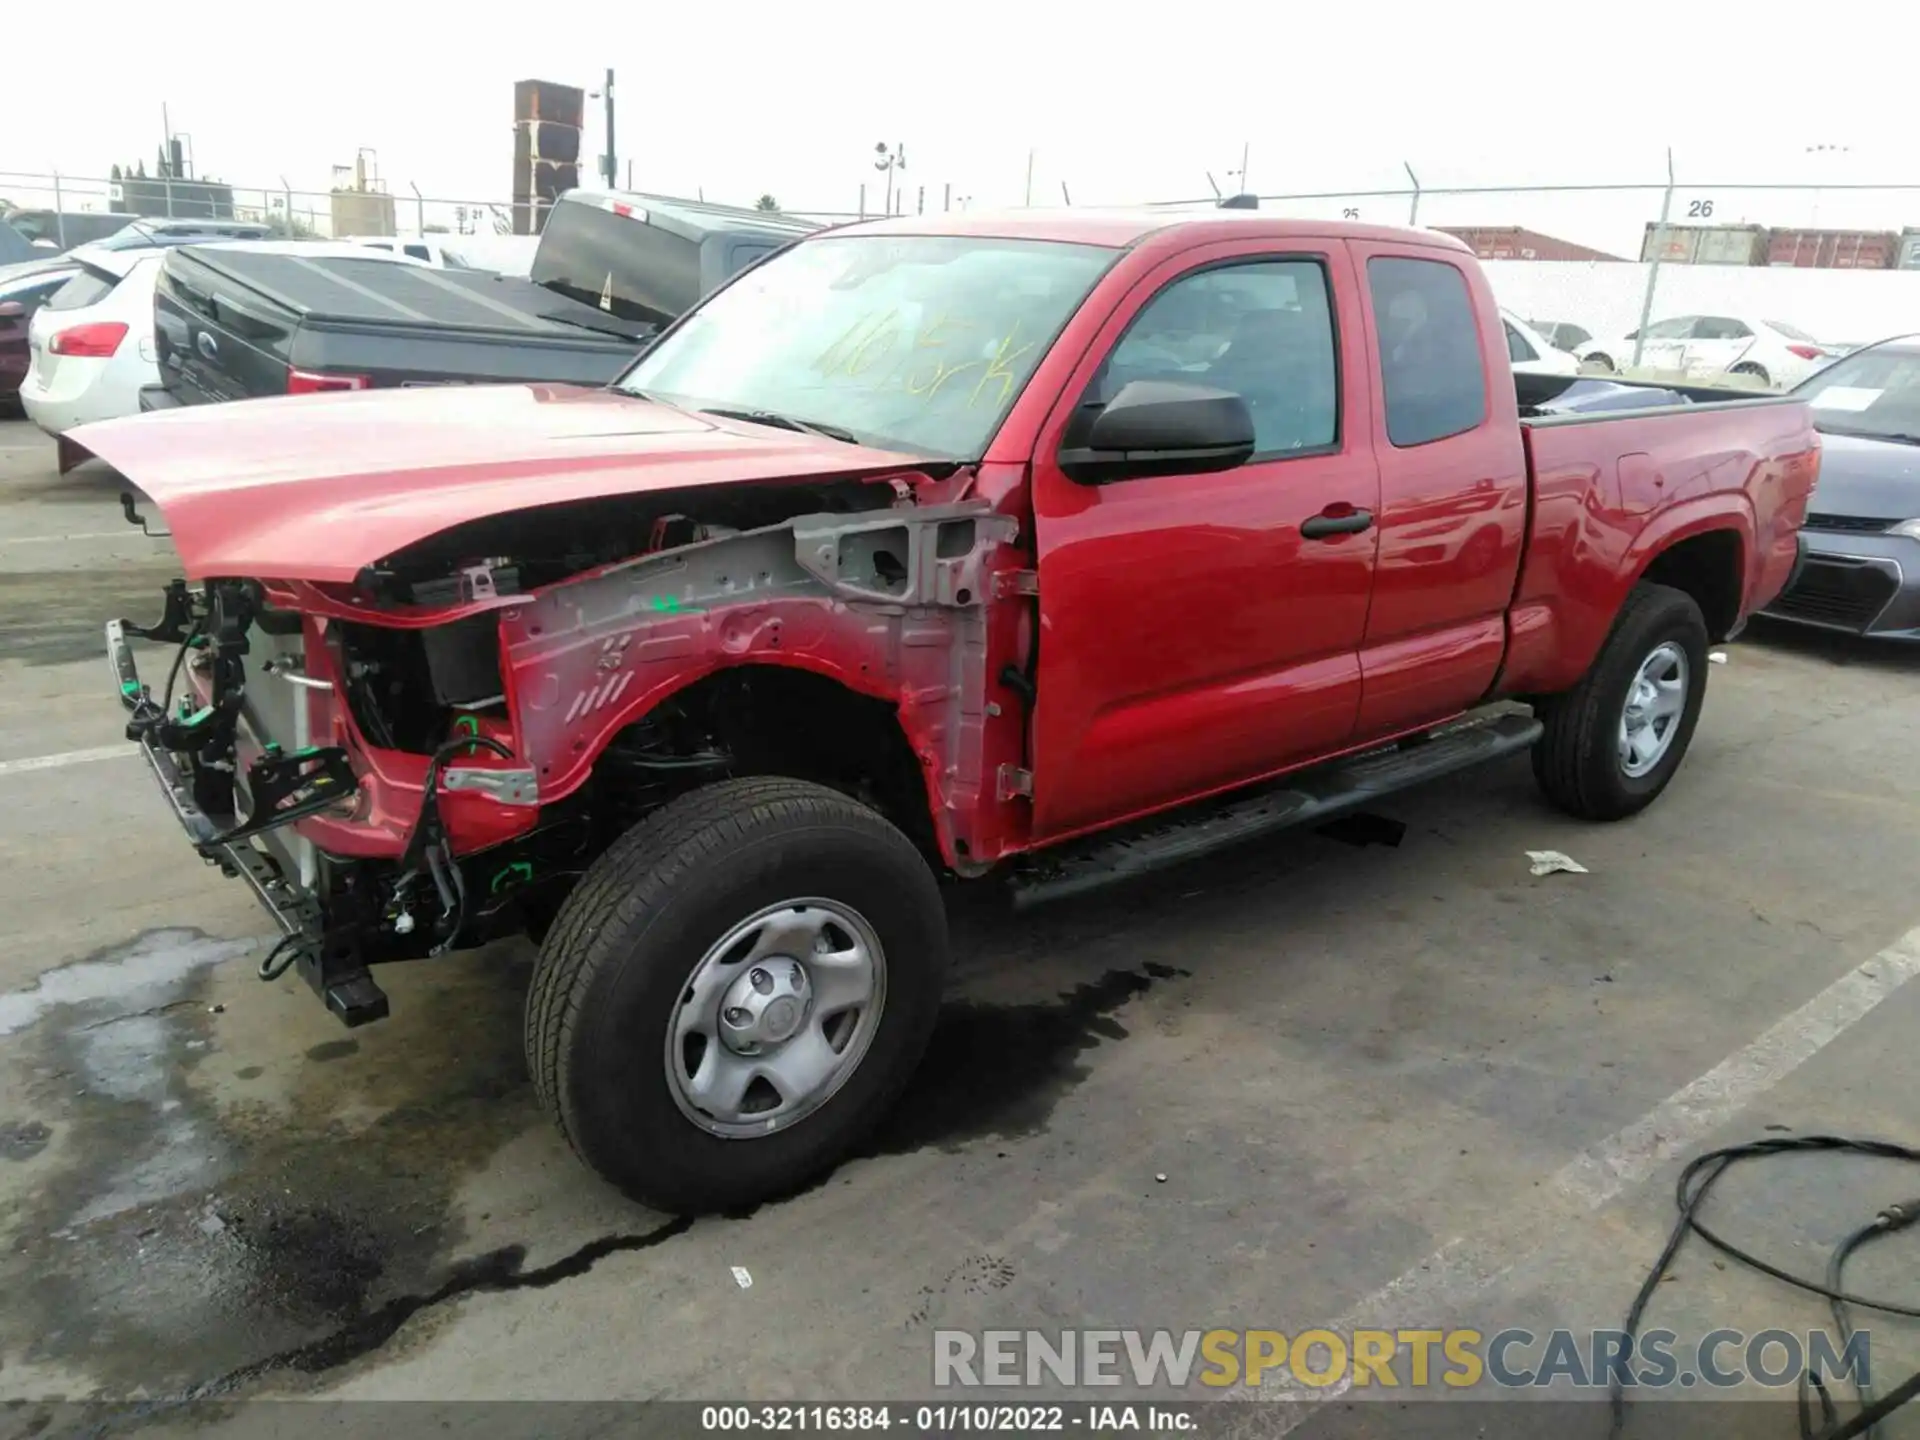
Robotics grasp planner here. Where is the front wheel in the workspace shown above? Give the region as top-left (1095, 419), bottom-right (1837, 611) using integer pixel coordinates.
top-left (1531, 582), bottom-right (1711, 821)
top-left (526, 776), bottom-right (948, 1213)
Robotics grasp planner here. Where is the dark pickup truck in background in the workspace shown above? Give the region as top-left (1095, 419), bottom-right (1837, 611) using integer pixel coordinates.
top-left (141, 192), bottom-right (821, 410)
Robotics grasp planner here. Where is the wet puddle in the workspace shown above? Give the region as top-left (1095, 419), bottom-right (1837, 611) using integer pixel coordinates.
top-left (0, 929), bottom-right (539, 1399)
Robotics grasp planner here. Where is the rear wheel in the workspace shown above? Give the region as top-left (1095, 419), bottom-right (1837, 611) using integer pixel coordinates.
top-left (1584, 352), bottom-right (1616, 373)
top-left (526, 776), bottom-right (948, 1213)
top-left (1531, 583), bottom-right (1710, 821)
top-left (1731, 362), bottom-right (1771, 388)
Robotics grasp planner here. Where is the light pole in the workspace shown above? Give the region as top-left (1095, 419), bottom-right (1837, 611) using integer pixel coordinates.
top-left (874, 142), bottom-right (906, 215)
top-left (590, 70), bottom-right (617, 188)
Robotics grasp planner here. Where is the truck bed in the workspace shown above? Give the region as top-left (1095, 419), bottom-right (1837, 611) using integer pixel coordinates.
top-left (1505, 388), bottom-right (1815, 695)
top-left (151, 247), bottom-right (647, 405)
top-left (181, 247), bottom-right (647, 341)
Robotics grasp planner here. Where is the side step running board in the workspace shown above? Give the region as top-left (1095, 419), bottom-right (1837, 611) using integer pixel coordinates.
top-left (1011, 713), bottom-right (1543, 909)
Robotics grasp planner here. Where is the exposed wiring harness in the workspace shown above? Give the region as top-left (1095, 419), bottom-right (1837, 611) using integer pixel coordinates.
top-left (1613, 1135), bottom-right (1920, 1440)
top-left (126, 618), bottom-right (205, 733)
top-left (400, 733), bottom-right (514, 957)
top-left (257, 932), bottom-right (307, 983)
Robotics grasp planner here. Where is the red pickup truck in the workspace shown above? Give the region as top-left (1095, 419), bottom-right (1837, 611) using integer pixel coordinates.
top-left (75, 212), bottom-right (1818, 1213)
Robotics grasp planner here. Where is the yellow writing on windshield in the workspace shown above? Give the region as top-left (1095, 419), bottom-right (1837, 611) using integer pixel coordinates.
top-left (813, 309), bottom-right (901, 378)
top-left (968, 323), bottom-right (1033, 409)
top-left (809, 308), bottom-right (1031, 407)
top-left (904, 312), bottom-right (982, 398)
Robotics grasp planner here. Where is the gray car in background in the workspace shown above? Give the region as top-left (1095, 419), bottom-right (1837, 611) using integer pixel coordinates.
top-left (1763, 335), bottom-right (1920, 639)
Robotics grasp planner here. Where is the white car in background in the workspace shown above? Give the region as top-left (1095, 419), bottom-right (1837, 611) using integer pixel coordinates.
top-left (341, 235), bottom-right (458, 266)
top-left (1575, 314), bottom-right (1838, 389)
top-left (18, 249), bottom-right (165, 437)
top-left (341, 235), bottom-right (540, 276)
top-left (1501, 310), bottom-right (1580, 377)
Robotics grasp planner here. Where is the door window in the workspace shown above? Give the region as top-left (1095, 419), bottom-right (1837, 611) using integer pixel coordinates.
top-left (1694, 317), bottom-right (1752, 340)
top-left (1504, 321), bottom-right (1538, 362)
top-left (1366, 256), bottom-right (1486, 447)
top-left (1084, 259), bottom-right (1339, 457)
top-left (1642, 317), bottom-right (1697, 340)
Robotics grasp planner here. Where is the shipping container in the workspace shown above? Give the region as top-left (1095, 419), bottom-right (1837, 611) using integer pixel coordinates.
top-left (1639, 222), bottom-right (1768, 265)
top-left (1766, 228), bottom-right (1899, 270)
top-left (1899, 229), bottom-right (1920, 271)
top-left (1436, 226), bottom-right (1624, 262)
top-left (1641, 224), bottom-right (1699, 264)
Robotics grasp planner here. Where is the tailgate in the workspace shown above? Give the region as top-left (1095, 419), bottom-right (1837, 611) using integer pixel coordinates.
top-left (155, 261), bottom-right (292, 403)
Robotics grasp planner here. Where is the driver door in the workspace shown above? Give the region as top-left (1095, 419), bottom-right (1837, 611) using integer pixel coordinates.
top-left (1025, 241), bottom-right (1382, 841)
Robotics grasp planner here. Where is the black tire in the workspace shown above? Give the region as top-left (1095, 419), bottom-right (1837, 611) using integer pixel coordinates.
top-left (1531, 582), bottom-right (1710, 821)
top-left (526, 776), bottom-right (947, 1213)
top-left (1731, 363), bottom-right (1771, 388)
top-left (1585, 353), bottom-right (1615, 373)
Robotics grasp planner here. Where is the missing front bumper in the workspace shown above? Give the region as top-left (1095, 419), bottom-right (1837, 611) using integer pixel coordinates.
top-left (107, 617), bottom-right (391, 1026)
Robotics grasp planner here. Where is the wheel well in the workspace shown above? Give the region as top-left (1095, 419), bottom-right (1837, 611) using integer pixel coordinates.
top-left (592, 665), bottom-right (936, 860)
top-left (1638, 530), bottom-right (1743, 641)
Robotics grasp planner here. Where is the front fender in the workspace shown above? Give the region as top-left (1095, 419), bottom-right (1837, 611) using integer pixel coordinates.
top-left (498, 501), bottom-right (1025, 870)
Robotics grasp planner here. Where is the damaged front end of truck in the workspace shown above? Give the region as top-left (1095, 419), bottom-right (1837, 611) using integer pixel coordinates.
top-left (100, 447), bottom-right (1025, 1027)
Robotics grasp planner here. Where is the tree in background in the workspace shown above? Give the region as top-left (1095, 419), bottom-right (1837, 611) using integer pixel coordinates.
top-left (755, 194), bottom-right (780, 212)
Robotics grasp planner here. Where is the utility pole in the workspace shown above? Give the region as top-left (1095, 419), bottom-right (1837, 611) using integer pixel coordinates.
top-left (602, 69), bottom-right (617, 187)
top-left (161, 102), bottom-right (175, 218)
top-left (1632, 147), bottom-right (1677, 370)
top-left (1024, 148), bottom-right (1035, 206)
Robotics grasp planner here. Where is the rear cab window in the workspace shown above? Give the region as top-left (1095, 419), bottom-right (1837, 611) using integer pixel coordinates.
top-left (1366, 256), bottom-right (1486, 446)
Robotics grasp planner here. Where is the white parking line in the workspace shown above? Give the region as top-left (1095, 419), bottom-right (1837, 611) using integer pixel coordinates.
top-left (0, 745), bottom-right (136, 778)
top-left (1244, 920), bottom-right (1920, 1406)
top-left (0, 532), bottom-right (133, 547)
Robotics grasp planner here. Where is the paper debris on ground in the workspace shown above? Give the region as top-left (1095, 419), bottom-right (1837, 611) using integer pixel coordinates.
top-left (731, 1265), bottom-right (753, 1290)
top-left (1708, 651), bottom-right (1729, 665)
top-left (1527, 849), bottom-right (1589, 877)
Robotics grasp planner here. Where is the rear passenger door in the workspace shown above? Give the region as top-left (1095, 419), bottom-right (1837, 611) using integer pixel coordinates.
top-left (1682, 316), bottom-right (1755, 377)
top-left (1028, 240), bottom-right (1382, 838)
top-left (1345, 247), bottom-right (1529, 739)
top-left (1637, 316), bottom-right (1696, 371)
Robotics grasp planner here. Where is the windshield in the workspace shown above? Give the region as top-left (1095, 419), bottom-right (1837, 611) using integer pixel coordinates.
top-left (618, 234), bottom-right (1117, 459)
top-left (1794, 344), bottom-right (1920, 441)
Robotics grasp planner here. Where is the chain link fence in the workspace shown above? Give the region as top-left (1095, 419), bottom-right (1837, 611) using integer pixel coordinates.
top-left (10, 167), bottom-right (1920, 371)
top-left (0, 171), bottom-right (525, 244)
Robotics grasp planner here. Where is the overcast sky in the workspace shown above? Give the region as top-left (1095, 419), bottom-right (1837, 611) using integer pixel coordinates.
top-left (5, 2), bottom-right (1916, 253)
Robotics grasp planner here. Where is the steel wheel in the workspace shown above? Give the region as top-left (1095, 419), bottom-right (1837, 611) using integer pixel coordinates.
top-left (665, 898), bottom-right (887, 1138)
top-left (1619, 641), bottom-right (1689, 778)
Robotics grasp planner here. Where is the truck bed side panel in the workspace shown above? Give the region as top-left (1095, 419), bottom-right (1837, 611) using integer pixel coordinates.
top-left (1500, 399), bottom-right (1818, 696)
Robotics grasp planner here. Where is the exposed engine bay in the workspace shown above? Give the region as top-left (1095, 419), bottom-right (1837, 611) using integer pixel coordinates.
top-left (110, 479), bottom-right (1025, 1027)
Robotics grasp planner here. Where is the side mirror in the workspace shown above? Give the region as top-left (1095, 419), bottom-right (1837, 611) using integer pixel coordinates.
top-left (1059, 379), bottom-right (1256, 485)
top-left (0, 301), bottom-right (23, 319)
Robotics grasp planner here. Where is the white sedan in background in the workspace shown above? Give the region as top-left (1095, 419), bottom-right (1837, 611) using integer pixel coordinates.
top-left (18, 249), bottom-right (164, 437)
top-left (1575, 314), bottom-right (1838, 389)
top-left (1501, 310), bottom-right (1581, 377)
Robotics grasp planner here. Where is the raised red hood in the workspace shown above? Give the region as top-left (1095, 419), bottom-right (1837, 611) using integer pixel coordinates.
top-left (68, 383), bottom-right (928, 582)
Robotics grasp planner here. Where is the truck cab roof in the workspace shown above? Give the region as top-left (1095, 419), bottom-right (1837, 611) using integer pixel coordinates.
top-left (816, 208), bottom-right (1478, 254)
